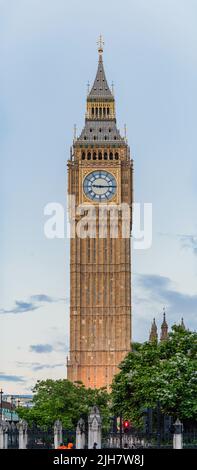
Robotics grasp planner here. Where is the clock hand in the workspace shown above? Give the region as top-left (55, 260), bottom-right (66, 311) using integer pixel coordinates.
top-left (92, 184), bottom-right (108, 188)
top-left (92, 184), bottom-right (116, 188)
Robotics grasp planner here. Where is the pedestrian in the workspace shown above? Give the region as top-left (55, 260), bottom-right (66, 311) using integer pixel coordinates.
top-left (123, 442), bottom-right (129, 449)
top-left (57, 443), bottom-right (68, 449)
top-left (67, 442), bottom-right (74, 449)
top-left (93, 442), bottom-right (97, 449)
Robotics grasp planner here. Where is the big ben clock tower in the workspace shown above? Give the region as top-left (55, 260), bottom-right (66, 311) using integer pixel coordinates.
top-left (67, 38), bottom-right (133, 389)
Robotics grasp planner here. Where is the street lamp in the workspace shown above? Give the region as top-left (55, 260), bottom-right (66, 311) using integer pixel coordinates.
top-left (119, 413), bottom-right (123, 449)
top-left (157, 400), bottom-right (161, 448)
top-left (10, 395), bottom-right (14, 423)
top-left (0, 389), bottom-right (3, 421)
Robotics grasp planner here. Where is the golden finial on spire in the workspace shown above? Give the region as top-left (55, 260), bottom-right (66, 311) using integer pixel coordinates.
top-left (97, 34), bottom-right (104, 54)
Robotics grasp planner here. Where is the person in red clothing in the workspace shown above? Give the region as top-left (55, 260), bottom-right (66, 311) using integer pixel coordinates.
top-left (67, 442), bottom-right (74, 449)
top-left (57, 443), bottom-right (68, 449)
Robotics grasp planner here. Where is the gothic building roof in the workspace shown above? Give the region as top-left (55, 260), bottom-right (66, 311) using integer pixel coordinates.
top-left (77, 120), bottom-right (124, 144)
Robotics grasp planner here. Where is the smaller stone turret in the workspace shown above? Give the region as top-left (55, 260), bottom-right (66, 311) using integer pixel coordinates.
top-left (180, 317), bottom-right (186, 330)
top-left (160, 309), bottom-right (168, 341)
top-left (149, 318), bottom-right (158, 343)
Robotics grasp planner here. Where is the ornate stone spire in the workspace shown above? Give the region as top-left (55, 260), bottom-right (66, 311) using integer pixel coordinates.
top-left (181, 317), bottom-right (186, 330)
top-left (160, 309), bottom-right (168, 341)
top-left (88, 36), bottom-right (113, 100)
top-left (149, 318), bottom-right (158, 343)
top-left (76, 37), bottom-right (126, 145)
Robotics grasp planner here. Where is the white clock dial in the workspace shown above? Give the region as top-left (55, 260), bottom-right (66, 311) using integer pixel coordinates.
top-left (83, 171), bottom-right (117, 201)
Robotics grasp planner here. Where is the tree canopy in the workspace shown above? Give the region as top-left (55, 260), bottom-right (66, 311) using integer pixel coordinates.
top-left (111, 326), bottom-right (197, 426)
top-left (18, 326), bottom-right (197, 431)
top-left (18, 379), bottom-right (110, 430)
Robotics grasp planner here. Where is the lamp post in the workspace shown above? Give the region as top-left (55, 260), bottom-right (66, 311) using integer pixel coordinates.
top-left (10, 395), bottom-right (14, 423)
top-left (157, 400), bottom-right (161, 448)
top-left (0, 389), bottom-right (3, 421)
top-left (119, 413), bottom-right (123, 449)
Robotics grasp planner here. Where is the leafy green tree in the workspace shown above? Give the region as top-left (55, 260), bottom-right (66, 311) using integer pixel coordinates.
top-left (111, 326), bottom-right (197, 427)
top-left (18, 379), bottom-right (110, 430)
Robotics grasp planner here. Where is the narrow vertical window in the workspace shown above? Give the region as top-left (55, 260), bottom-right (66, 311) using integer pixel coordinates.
top-left (110, 240), bottom-right (113, 260)
top-left (93, 238), bottom-right (96, 262)
top-left (104, 238), bottom-right (107, 260)
top-left (104, 274), bottom-right (107, 305)
top-left (93, 274), bottom-right (96, 304)
top-left (110, 275), bottom-right (113, 304)
top-left (86, 274), bottom-right (90, 306)
top-left (87, 237), bottom-right (91, 263)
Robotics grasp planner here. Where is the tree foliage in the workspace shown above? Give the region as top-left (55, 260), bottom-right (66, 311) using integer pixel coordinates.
top-left (18, 379), bottom-right (110, 430)
top-left (111, 326), bottom-right (197, 426)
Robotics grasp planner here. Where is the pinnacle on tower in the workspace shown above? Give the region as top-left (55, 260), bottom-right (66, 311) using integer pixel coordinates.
top-left (88, 35), bottom-right (113, 100)
top-left (160, 309), bottom-right (168, 341)
top-left (149, 318), bottom-right (158, 343)
top-left (181, 317), bottom-right (186, 330)
top-left (76, 36), bottom-right (126, 145)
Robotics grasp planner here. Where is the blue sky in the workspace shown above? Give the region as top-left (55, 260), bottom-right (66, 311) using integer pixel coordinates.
top-left (1, 0), bottom-right (197, 394)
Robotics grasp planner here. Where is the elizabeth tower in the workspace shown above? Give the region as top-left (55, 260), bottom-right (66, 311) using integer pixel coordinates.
top-left (67, 39), bottom-right (133, 389)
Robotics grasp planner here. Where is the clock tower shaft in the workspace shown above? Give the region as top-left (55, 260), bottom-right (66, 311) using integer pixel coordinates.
top-left (67, 42), bottom-right (133, 389)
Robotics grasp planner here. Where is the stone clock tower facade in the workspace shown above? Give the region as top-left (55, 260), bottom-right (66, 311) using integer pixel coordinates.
top-left (67, 40), bottom-right (133, 389)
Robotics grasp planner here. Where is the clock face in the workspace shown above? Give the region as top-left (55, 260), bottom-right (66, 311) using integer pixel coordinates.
top-left (83, 170), bottom-right (117, 202)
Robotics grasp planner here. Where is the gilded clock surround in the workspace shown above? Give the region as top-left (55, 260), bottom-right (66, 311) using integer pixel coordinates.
top-left (80, 166), bottom-right (121, 205)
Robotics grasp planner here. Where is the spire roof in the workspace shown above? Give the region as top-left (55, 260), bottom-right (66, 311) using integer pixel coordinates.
top-left (160, 309), bottom-right (168, 341)
top-left (88, 41), bottom-right (113, 100)
top-left (161, 311), bottom-right (168, 327)
top-left (74, 37), bottom-right (127, 148)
